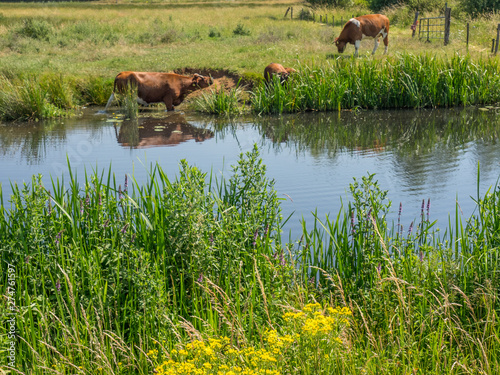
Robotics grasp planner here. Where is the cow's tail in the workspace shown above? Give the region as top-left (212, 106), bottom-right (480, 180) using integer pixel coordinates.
top-left (104, 78), bottom-right (120, 112)
top-left (104, 92), bottom-right (115, 112)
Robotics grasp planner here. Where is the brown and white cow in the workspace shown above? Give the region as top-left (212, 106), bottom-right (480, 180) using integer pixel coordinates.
top-left (263, 63), bottom-right (296, 85)
top-left (105, 71), bottom-right (213, 111)
top-left (334, 14), bottom-right (390, 57)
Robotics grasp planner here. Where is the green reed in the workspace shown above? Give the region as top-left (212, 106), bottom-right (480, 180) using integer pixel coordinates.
top-left (193, 83), bottom-right (245, 116)
top-left (1, 147), bottom-right (500, 374)
top-left (0, 146), bottom-right (290, 373)
top-left (252, 54), bottom-right (500, 114)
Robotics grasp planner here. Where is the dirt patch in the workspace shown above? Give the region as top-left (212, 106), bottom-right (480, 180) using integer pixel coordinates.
top-left (174, 68), bottom-right (251, 90)
top-left (173, 68), bottom-right (255, 109)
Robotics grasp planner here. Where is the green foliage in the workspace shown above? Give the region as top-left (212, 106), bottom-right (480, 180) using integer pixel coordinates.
top-left (208, 28), bottom-right (221, 38)
top-left (193, 84), bottom-right (245, 115)
top-left (251, 55), bottom-right (500, 114)
top-left (15, 18), bottom-right (53, 40)
top-left (459, 0), bottom-right (500, 17)
top-left (233, 23), bottom-right (251, 36)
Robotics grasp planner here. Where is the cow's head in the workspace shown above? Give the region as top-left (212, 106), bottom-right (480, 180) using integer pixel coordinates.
top-left (192, 73), bottom-right (213, 88)
top-left (334, 38), bottom-right (347, 53)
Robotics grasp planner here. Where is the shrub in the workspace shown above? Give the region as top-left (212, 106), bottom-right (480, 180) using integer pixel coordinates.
top-left (459, 0), bottom-right (500, 17)
top-left (232, 23), bottom-right (251, 36)
top-left (15, 18), bottom-right (53, 40)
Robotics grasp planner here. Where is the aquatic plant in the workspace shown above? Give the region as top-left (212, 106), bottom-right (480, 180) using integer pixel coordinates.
top-left (1, 147), bottom-right (500, 374)
top-left (193, 83), bottom-right (245, 116)
top-left (252, 54), bottom-right (500, 114)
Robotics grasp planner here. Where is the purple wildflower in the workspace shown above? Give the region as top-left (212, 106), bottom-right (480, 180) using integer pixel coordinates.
top-left (121, 223), bottom-right (129, 234)
top-left (124, 174), bottom-right (128, 194)
top-left (131, 233), bottom-right (136, 243)
top-left (397, 202), bottom-right (402, 235)
top-left (421, 199), bottom-right (425, 221)
top-left (55, 230), bottom-right (63, 246)
top-left (197, 273), bottom-right (204, 283)
top-left (119, 185), bottom-right (123, 200)
top-left (408, 221), bottom-right (414, 236)
top-left (279, 252), bottom-right (286, 267)
top-left (426, 198), bottom-right (431, 222)
top-left (98, 193), bottom-right (102, 206)
top-left (25, 256), bottom-right (30, 264)
top-left (263, 224), bottom-right (269, 237)
top-left (85, 193), bottom-right (90, 207)
top-left (56, 280), bottom-right (61, 293)
top-left (419, 249), bottom-right (424, 262)
top-left (252, 229), bottom-right (258, 246)
top-left (47, 191), bottom-right (52, 215)
top-left (103, 219), bottom-right (110, 228)
top-left (377, 263), bottom-right (382, 273)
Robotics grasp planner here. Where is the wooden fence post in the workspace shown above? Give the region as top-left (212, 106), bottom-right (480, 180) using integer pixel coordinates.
top-left (411, 11), bottom-right (419, 37)
top-left (291, 7), bottom-right (293, 20)
top-left (444, 6), bottom-right (451, 45)
top-left (325, 15), bottom-right (328, 24)
top-left (466, 23), bottom-right (469, 50)
top-left (284, 7), bottom-right (290, 18)
top-left (492, 39), bottom-right (495, 53)
top-left (495, 24), bottom-right (500, 54)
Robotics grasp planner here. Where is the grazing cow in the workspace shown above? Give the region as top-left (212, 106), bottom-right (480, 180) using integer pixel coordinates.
top-left (105, 71), bottom-right (213, 111)
top-left (334, 14), bottom-right (390, 57)
top-left (264, 63), bottom-right (296, 85)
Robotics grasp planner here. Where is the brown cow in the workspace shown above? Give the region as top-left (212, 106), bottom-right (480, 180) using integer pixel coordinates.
top-left (264, 63), bottom-right (296, 85)
top-left (334, 14), bottom-right (389, 57)
top-left (105, 71), bottom-right (213, 111)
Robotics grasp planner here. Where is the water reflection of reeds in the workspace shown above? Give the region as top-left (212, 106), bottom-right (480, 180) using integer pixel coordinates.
top-left (247, 107), bottom-right (500, 158)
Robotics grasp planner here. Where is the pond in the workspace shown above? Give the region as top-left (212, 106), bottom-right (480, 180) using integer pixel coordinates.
top-left (1, 106), bottom-right (499, 240)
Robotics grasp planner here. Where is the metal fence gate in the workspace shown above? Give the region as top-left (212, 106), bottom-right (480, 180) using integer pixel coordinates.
top-left (418, 5), bottom-right (451, 45)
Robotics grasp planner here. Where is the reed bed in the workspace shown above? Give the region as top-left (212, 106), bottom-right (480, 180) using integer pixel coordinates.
top-left (1, 148), bottom-right (500, 374)
top-left (252, 54), bottom-right (500, 114)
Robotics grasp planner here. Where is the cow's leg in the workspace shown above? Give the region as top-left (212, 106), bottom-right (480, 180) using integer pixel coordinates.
top-left (354, 40), bottom-right (360, 57)
top-left (383, 35), bottom-right (389, 54)
top-left (163, 97), bottom-right (174, 111)
top-left (372, 38), bottom-right (380, 55)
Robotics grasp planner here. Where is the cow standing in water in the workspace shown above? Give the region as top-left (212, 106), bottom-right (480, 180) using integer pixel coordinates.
top-left (334, 14), bottom-right (390, 57)
top-left (105, 72), bottom-right (213, 111)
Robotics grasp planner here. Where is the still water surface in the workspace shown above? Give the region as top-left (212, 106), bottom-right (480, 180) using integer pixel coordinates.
top-left (1, 107), bottom-right (499, 239)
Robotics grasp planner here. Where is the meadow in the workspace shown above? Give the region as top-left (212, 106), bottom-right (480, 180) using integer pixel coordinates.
top-left (0, 1), bottom-right (499, 119)
top-left (1, 1), bottom-right (500, 374)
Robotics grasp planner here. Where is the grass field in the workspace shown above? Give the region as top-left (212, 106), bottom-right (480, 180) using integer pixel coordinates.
top-left (0, 1), bottom-right (499, 119)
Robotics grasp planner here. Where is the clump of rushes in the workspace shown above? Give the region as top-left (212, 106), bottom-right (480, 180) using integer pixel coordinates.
top-left (193, 83), bottom-right (245, 115)
top-left (251, 54), bottom-right (500, 114)
top-left (122, 82), bottom-right (139, 119)
top-left (151, 303), bottom-right (352, 375)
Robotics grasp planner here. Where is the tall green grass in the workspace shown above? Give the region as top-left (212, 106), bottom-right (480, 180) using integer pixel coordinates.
top-left (193, 83), bottom-right (245, 116)
top-left (0, 147), bottom-right (289, 373)
top-left (1, 147), bottom-right (500, 374)
top-left (252, 54), bottom-right (500, 114)
top-left (0, 74), bottom-right (111, 121)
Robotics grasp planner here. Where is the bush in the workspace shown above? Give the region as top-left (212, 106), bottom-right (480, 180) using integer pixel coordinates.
top-left (232, 23), bottom-right (251, 36)
top-left (459, 0), bottom-right (500, 17)
top-left (368, 0), bottom-right (444, 12)
top-left (15, 18), bottom-right (53, 40)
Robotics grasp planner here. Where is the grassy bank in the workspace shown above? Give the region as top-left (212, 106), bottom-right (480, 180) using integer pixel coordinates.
top-left (1, 147), bottom-right (499, 374)
top-left (0, 2), bottom-right (500, 119)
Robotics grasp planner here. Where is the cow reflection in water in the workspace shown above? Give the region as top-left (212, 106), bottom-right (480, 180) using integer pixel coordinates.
top-left (115, 113), bottom-right (213, 148)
